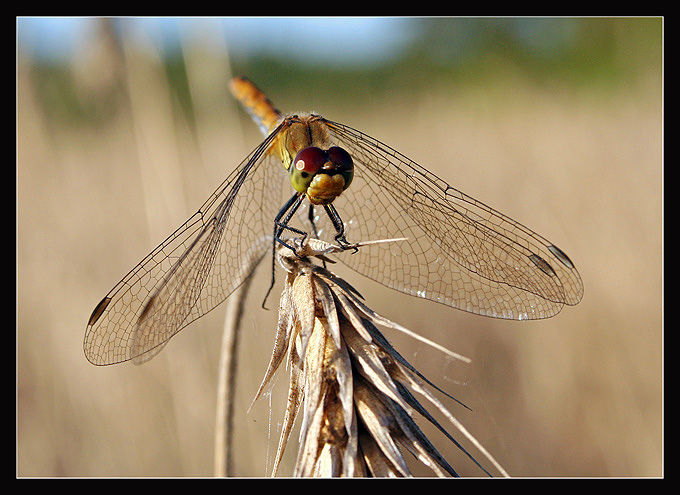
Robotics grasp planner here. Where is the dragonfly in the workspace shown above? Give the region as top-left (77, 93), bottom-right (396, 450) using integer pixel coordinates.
top-left (84, 76), bottom-right (583, 366)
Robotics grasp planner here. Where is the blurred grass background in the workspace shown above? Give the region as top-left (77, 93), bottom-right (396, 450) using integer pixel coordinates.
top-left (17, 17), bottom-right (662, 477)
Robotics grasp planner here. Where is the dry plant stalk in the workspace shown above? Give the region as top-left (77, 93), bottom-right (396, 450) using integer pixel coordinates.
top-left (247, 237), bottom-right (507, 477)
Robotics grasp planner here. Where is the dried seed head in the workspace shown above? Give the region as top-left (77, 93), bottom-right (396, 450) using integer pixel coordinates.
top-left (253, 238), bottom-right (506, 477)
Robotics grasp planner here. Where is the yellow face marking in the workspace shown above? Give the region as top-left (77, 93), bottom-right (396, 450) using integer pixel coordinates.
top-left (307, 173), bottom-right (347, 205)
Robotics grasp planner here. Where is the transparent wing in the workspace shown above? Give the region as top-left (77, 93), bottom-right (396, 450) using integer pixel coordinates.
top-left (84, 124), bottom-right (291, 365)
top-left (85, 109), bottom-right (584, 365)
top-left (301, 118), bottom-right (583, 320)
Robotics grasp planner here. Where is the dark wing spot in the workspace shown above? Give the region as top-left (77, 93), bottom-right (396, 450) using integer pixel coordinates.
top-left (529, 253), bottom-right (556, 277)
top-left (88, 296), bottom-right (111, 326)
top-left (548, 244), bottom-right (575, 269)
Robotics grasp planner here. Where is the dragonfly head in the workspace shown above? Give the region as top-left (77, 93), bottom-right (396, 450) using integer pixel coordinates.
top-left (290, 146), bottom-right (354, 205)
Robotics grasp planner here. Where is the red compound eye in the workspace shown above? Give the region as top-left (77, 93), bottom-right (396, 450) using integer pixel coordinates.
top-left (293, 147), bottom-right (327, 174)
top-left (327, 146), bottom-right (352, 171)
top-left (327, 146), bottom-right (354, 190)
top-left (290, 146), bottom-right (354, 194)
top-left (290, 147), bottom-right (328, 193)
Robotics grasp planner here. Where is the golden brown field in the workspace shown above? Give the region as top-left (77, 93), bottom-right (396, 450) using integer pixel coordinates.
top-left (17, 19), bottom-right (662, 477)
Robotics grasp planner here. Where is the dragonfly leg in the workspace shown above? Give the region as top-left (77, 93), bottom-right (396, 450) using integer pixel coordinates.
top-left (308, 204), bottom-right (320, 238)
top-left (307, 204), bottom-right (328, 269)
top-left (324, 204), bottom-right (358, 253)
top-left (273, 193), bottom-right (308, 253)
top-left (262, 193), bottom-right (306, 309)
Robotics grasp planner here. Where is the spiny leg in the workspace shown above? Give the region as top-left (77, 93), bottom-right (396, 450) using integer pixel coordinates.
top-left (323, 203), bottom-right (357, 253)
top-left (308, 203), bottom-right (320, 239)
top-left (273, 193), bottom-right (308, 253)
top-left (307, 204), bottom-right (328, 269)
top-left (262, 193), bottom-right (305, 308)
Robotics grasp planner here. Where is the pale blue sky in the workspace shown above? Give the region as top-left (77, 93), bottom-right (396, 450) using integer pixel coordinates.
top-left (17, 17), bottom-right (415, 66)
